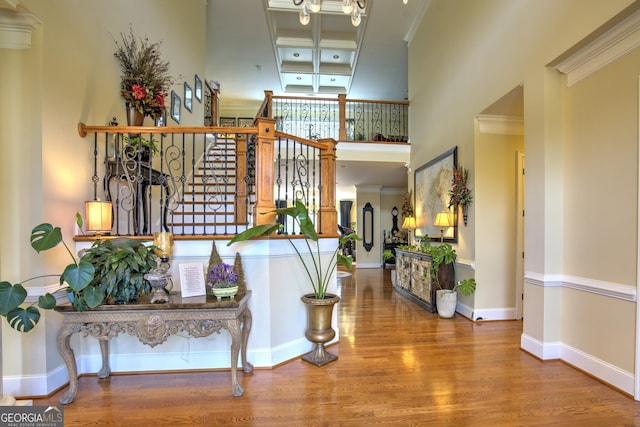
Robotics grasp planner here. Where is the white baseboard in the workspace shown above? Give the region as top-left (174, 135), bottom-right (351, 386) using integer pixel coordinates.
top-left (471, 307), bottom-right (516, 321)
top-left (520, 333), bottom-right (562, 359)
top-left (520, 333), bottom-right (634, 395)
top-left (356, 263), bottom-right (381, 269)
top-left (455, 302), bottom-right (473, 319)
top-left (3, 339), bottom-right (332, 398)
top-left (561, 342), bottom-right (634, 395)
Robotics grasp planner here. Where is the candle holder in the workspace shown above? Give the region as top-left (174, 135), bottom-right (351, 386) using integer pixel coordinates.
top-left (145, 232), bottom-right (173, 303)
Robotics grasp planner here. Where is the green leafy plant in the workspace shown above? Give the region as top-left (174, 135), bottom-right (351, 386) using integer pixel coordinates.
top-left (0, 219), bottom-right (159, 332)
top-left (424, 243), bottom-right (457, 289)
top-left (123, 134), bottom-right (159, 157)
top-left (0, 223), bottom-right (100, 332)
top-left (228, 199), bottom-right (361, 299)
top-left (383, 249), bottom-right (395, 263)
top-left (78, 238), bottom-right (157, 307)
top-left (440, 278), bottom-right (476, 297)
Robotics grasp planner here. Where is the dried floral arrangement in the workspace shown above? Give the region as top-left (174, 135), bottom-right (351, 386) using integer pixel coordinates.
top-left (114, 27), bottom-right (172, 119)
top-left (448, 167), bottom-right (473, 225)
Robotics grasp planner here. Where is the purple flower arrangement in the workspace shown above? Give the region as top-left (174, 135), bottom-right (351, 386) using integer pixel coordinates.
top-left (206, 263), bottom-right (238, 289)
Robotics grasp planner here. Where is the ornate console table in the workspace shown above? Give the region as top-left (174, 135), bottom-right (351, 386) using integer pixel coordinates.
top-left (55, 291), bottom-right (252, 404)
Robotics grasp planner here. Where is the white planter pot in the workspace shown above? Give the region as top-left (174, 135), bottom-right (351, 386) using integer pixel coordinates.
top-left (436, 290), bottom-right (457, 318)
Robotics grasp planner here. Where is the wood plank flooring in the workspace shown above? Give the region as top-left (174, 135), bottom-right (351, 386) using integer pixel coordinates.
top-left (34, 268), bottom-right (640, 426)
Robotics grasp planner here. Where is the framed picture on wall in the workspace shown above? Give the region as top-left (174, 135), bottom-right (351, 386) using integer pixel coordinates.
top-left (170, 90), bottom-right (181, 124)
top-left (238, 117), bottom-right (254, 127)
top-left (414, 146), bottom-right (458, 243)
top-left (184, 82), bottom-right (193, 112)
top-left (194, 75), bottom-right (202, 103)
top-left (220, 117), bottom-right (236, 127)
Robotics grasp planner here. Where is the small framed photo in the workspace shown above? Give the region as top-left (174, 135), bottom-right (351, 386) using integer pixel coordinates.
top-left (171, 90), bottom-right (181, 124)
top-left (238, 117), bottom-right (254, 127)
top-left (155, 107), bottom-right (167, 127)
top-left (194, 75), bottom-right (202, 103)
top-left (220, 117), bottom-right (236, 127)
top-left (219, 117), bottom-right (236, 138)
top-left (184, 82), bottom-right (193, 112)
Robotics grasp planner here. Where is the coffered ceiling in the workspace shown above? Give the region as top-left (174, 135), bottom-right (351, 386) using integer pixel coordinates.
top-left (264, 0), bottom-right (368, 95)
top-left (207, 0), bottom-right (428, 105)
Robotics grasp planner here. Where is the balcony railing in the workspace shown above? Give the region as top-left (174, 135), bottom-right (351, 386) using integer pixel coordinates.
top-left (78, 118), bottom-right (337, 238)
top-left (258, 91), bottom-right (409, 143)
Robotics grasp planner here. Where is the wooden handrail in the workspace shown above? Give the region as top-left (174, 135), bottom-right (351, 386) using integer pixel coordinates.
top-left (78, 123), bottom-right (257, 137)
top-left (78, 117), bottom-right (339, 237)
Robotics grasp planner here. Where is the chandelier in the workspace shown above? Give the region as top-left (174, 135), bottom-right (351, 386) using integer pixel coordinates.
top-left (293, 0), bottom-right (408, 27)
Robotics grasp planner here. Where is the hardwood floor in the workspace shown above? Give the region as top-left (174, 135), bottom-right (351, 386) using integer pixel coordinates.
top-left (35, 268), bottom-right (640, 426)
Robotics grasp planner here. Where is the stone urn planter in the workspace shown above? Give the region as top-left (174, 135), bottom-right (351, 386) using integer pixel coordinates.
top-left (300, 293), bottom-right (340, 367)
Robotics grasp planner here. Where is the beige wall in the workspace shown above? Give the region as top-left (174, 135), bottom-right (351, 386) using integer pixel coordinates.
top-left (2, 0), bottom-right (207, 384)
top-left (408, 0), bottom-right (637, 390)
top-left (558, 36), bottom-right (640, 372)
top-left (475, 130), bottom-right (524, 313)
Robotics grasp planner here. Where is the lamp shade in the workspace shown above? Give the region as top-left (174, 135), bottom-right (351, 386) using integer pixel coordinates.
top-left (402, 216), bottom-right (416, 229)
top-left (85, 200), bottom-right (112, 234)
top-left (433, 211), bottom-right (452, 228)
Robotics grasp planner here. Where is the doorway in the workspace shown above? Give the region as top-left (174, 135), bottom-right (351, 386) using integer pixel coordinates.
top-left (475, 85), bottom-right (524, 321)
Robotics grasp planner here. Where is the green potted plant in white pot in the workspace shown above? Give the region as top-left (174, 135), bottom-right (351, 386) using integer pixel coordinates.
top-left (228, 198), bottom-right (360, 367)
top-left (436, 278), bottom-right (476, 318)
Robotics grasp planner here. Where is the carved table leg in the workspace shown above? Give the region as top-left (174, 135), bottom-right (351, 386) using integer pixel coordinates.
top-left (97, 339), bottom-right (111, 379)
top-left (241, 309), bottom-right (254, 373)
top-left (56, 324), bottom-right (79, 405)
top-left (227, 319), bottom-right (244, 397)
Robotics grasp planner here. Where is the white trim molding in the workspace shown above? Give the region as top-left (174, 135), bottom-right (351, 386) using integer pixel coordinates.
top-left (0, 8), bottom-right (41, 49)
top-left (476, 115), bottom-right (524, 135)
top-left (524, 272), bottom-right (636, 302)
top-left (554, 8), bottom-right (640, 86)
top-left (521, 333), bottom-right (634, 395)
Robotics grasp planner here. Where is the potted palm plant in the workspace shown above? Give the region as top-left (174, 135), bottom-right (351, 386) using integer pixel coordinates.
top-left (228, 199), bottom-right (360, 366)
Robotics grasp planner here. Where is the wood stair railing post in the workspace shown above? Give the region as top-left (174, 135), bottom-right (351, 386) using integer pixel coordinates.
top-left (338, 94), bottom-right (347, 141)
top-left (236, 136), bottom-right (248, 224)
top-left (254, 118), bottom-right (277, 226)
top-left (318, 138), bottom-right (338, 236)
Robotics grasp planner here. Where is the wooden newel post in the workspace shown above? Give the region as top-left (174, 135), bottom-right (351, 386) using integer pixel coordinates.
top-left (318, 138), bottom-right (338, 235)
top-left (338, 94), bottom-right (347, 141)
top-left (254, 118), bottom-right (277, 226)
top-left (235, 137), bottom-right (248, 224)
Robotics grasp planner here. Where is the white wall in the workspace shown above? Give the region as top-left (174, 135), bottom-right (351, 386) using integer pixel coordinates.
top-left (2, 0), bottom-right (208, 395)
top-left (408, 0), bottom-right (637, 394)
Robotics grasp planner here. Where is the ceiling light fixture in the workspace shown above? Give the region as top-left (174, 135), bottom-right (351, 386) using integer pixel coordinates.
top-left (292, 0), bottom-right (380, 27)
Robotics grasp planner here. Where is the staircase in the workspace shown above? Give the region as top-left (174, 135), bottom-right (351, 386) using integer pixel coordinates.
top-left (167, 138), bottom-right (252, 236)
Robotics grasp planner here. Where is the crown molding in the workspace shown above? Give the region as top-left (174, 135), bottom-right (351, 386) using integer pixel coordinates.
top-left (1, 0), bottom-right (21, 8)
top-left (554, 8), bottom-right (640, 86)
top-left (476, 115), bottom-right (524, 135)
top-left (0, 8), bottom-right (41, 49)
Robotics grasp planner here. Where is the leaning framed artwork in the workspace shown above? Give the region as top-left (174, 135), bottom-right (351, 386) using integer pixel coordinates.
top-left (414, 146), bottom-right (457, 243)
